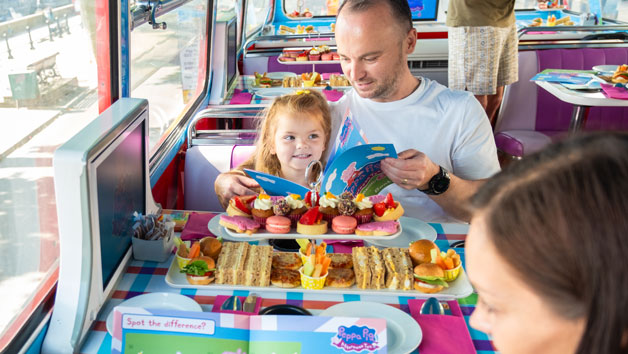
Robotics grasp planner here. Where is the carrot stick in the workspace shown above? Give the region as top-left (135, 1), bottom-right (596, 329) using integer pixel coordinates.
top-left (320, 256), bottom-right (331, 276)
top-left (305, 242), bottom-right (312, 256)
top-left (189, 242), bottom-right (200, 259)
top-left (444, 257), bottom-right (454, 270)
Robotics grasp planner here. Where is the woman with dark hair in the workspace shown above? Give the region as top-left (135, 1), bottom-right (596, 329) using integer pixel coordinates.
top-left (466, 133), bottom-right (628, 354)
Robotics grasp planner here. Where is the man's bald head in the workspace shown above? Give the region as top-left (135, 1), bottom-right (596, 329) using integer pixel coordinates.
top-left (337, 0), bottom-right (413, 35)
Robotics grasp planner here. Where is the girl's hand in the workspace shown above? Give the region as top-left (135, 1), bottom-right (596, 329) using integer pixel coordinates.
top-left (215, 173), bottom-right (260, 208)
top-left (380, 149), bottom-right (440, 190)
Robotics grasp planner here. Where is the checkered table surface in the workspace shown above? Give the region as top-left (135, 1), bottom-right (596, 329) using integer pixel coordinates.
top-left (80, 220), bottom-right (495, 353)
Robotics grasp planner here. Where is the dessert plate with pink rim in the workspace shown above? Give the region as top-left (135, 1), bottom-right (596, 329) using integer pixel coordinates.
top-left (216, 212), bottom-right (403, 240)
top-left (364, 216), bottom-right (436, 248)
top-left (320, 301), bottom-right (422, 353)
top-left (208, 214), bottom-right (264, 241)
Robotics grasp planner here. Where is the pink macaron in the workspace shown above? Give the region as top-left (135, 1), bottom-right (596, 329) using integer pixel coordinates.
top-left (265, 215), bottom-right (292, 234)
top-left (331, 215), bottom-right (358, 234)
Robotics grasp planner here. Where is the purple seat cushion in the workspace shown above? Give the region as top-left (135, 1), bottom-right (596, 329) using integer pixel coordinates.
top-left (495, 131), bottom-right (552, 157)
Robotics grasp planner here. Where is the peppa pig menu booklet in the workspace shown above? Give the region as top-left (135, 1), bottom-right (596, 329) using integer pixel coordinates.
top-left (244, 108), bottom-right (397, 197)
top-left (111, 306), bottom-right (387, 353)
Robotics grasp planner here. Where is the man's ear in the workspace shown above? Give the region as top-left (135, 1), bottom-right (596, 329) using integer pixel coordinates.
top-left (405, 27), bottom-right (417, 54)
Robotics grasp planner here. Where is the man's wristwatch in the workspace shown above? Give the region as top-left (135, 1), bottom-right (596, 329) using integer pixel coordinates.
top-left (418, 166), bottom-right (450, 195)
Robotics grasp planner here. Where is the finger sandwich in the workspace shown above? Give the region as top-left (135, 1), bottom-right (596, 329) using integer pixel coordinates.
top-left (352, 246), bottom-right (385, 289)
top-left (382, 247), bottom-right (414, 290)
top-left (215, 242), bottom-right (249, 285)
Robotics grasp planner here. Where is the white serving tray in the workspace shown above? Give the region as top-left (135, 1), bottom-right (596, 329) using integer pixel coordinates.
top-left (165, 255), bottom-right (474, 300)
top-left (278, 58), bottom-right (341, 65)
top-left (214, 213), bottom-right (415, 241)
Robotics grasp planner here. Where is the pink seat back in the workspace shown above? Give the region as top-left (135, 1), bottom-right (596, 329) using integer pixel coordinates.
top-left (535, 47), bottom-right (628, 132)
top-left (231, 145), bottom-right (256, 169)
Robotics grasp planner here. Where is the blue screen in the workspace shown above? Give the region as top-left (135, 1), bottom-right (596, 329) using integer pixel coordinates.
top-left (96, 121), bottom-right (145, 288)
top-left (409, 0), bottom-right (438, 21)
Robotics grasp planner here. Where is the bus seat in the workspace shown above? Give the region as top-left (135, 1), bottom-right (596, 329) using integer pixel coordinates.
top-left (231, 145), bottom-right (256, 169)
top-left (184, 144), bottom-right (256, 212)
top-left (495, 47), bottom-right (628, 158)
top-left (184, 145), bottom-right (234, 212)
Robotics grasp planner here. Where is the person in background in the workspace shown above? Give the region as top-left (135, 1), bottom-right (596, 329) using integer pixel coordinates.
top-left (446, 0), bottom-right (518, 128)
top-left (216, 0), bottom-right (500, 222)
top-left (466, 133), bottom-right (628, 354)
top-left (216, 89), bottom-right (331, 206)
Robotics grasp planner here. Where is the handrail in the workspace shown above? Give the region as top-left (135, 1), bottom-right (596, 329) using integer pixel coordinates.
top-left (518, 25), bottom-right (628, 38)
top-left (131, 0), bottom-right (192, 30)
top-left (244, 32), bottom-right (335, 55)
top-left (187, 105), bottom-right (264, 148)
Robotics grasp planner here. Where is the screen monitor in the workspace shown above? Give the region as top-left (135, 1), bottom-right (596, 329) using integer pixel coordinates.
top-left (42, 98), bottom-right (159, 353)
top-left (226, 16), bottom-right (238, 89)
top-left (208, 15), bottom-right (240, 104)
top-left (410, 0), bottom-right (438, 21)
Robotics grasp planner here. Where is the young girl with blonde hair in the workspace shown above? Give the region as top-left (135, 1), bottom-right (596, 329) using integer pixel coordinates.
top-left (216, 89), bottom-right (332, 207)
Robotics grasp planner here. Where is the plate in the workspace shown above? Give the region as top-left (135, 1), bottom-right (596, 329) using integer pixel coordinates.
top-left (105, 292), bottom-right (202, 335)
top-left (165, 253), bottom-right (474, 299)
top-left (254, 88), bottom-right (293, 98)
top-left (320, 302), bottom-right (422, 353)
top-left (364, 216), bottom-right (436, 248)
top-left (278, 59), bottom-right (341, 65)
top-left (208, 214), bottom-right (264, 241)
top-left (220, 212), bottom-right (403, 240)
top-left (593, 65), bottom-right (620, 74)
top-left (266, 72), bottom-right (297, 80)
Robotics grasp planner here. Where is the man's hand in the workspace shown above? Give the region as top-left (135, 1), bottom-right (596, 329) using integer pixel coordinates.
top-left (214, 173), bottom-right (260, 209)
top-left (380, 149), bottom-right (440, 190)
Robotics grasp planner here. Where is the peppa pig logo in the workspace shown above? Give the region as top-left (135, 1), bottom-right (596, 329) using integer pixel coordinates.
top-left (331, 325), bottom-right (380, 352)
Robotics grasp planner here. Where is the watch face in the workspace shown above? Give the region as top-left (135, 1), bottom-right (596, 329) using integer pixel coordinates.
top-left (433, 177), bottom-right (450, 193)
top-left (431, 169), bottom-right (450, 194)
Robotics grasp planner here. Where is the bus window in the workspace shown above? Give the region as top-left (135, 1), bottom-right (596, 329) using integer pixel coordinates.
top-left (0, 1), bottom-right (101, 349)
top-left (245, 0), bottom-right (272, 38)
top-left (129, 0), bottom-right (208, 154)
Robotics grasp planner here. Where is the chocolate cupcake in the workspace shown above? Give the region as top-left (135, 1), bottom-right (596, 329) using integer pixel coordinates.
top-left (339, 191), bottom-right (354, 201)
top-left (285, 194), bottom-right (307, 226)
top-left (338, 199), bottom-right (356, 216)
top-left (353, 193), bottom-right (374, 224)
top-left (251, 194), bottom-right (274, 227)
top-left (318, 192), bottom-right (339, 223)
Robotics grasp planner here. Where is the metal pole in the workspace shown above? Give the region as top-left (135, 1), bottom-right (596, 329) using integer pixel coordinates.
top-left (26, 26), bottom-right (35, 50)
top-left (4, 33), bottom-right (13, 60)
top-left (64, 14), bottom-right (70, 34)
top-left (56, 17), bottom-right (63, 38)
top-left (46, 20), bottom-right (54, 41)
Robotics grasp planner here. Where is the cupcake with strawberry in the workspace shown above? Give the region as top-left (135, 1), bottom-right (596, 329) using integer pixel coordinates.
top-left (226, 195), bottom-right (256, 218)
top-left (296, 51), bottom-right (308, 61)
top-left (304, 190), bottom-right (319, 208)
top-left (251, 193), bottom-right (274, 227)
top-left (353, 193), bottom-right (374, 224)
top-left (308, 48), bottom-right (321, 61)
top-left (318, 192), bottom-right (340, 223)
top-left (373, 193), bottom-right (404, 221)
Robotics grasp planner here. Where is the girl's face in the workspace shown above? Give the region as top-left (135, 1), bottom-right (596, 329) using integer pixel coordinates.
top-left (466, 214), bottom-right (585, 354)
top-left (272, 111), bottom-right (326, 180)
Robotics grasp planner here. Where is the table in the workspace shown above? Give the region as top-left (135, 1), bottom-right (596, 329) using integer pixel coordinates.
top-left (224, 75), bottom-right (350, 105)
top-left (535, 80), bottom-right (628, 134)
top-left (80, 217), bottom-right (495, 354)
